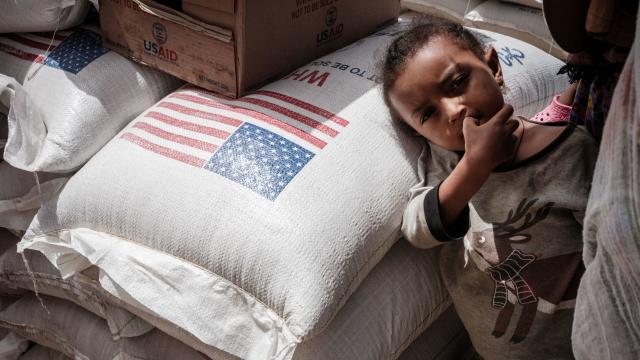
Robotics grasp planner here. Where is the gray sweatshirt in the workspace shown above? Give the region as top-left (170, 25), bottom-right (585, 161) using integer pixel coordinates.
top-left (402, 123), bottom-right (597, 359)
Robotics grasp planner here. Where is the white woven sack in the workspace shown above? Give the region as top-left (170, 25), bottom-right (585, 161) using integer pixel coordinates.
top-left (0, 76), bottom-right (67, 231)
top-left (19, 21), bottom-right (566, 360)
top-left (0, 0), bottom-right (90, 34)
top-left (0, 161), bottom-right (68, 230)
top-left (0, 27), bottom-right (182, 173)
top-left (0, 229), bottom-right (153, 339)
top-left (0, 74), bottom-right (16, 154)
top-left (500, 0), bottom-right (542, 9)
top-left (401, 0), bottom-right (486, 23)
top-left (465, 1), bottom-right (567, 60)
top-left (0, 294), bottom-right (212, 360)
top-left (470, 28), bottom-right (569, 118)
top-left (291, 241), bottom-right (450, 360)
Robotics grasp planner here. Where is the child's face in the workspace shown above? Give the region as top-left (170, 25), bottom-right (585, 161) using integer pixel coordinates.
top-left (388, 36), bottom-right (504, 151)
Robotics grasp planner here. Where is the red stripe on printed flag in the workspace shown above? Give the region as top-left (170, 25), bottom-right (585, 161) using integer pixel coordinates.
top-left (188, 86), bottom-right (342, 136)
top-left (121, 133), bottom-right (207, 167)
top-left (146, 111), bottom-right (232, 140)
top-left (252, 90), bottom-right (349, 127)
top-left (4, 34), bottom-right (54, 51)
top-left (0, 43), bottom-right (44, 63)
top-left (157, 102), bottom-right (243, 127)
top-left (171, 93), bottom-right (327, 149)
top-left (237, 97), bottom-right (339, 137)
top-left (133, 122), bottom-right (219, 152)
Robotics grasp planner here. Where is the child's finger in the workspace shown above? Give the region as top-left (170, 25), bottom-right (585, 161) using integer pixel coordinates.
top-left (462, 116), bottom-right (479, 132)
top-left (463, 116), bottom-right (479, 124)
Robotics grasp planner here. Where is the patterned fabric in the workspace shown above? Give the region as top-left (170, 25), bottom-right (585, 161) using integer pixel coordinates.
top-left (570, 69), bottom-right (621, 140)
top-left (572, 7), bottom-right (640, 358)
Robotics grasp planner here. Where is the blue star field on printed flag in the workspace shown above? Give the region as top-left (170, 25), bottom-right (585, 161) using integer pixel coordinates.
top-left (204, 123), bottom-right (315, 200)
top-left (44, 28), bottom-right (108, 74)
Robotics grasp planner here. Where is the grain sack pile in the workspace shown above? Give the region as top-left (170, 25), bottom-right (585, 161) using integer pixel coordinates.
top-left (0, 293), bottom-right (211, 359)
top-left (0, 26), bottom-right (182, 232)
top-left (401, 0), bottom-right (486, 24)
top-left (0, 0), bottom-right (91, 34)
top-left (0, 229), bottom-right (153, 339)
top-left (401, 0), bottom-right (567, 59)
top-left (464, 1), bottom-right (567, 59)
top-left (8, 15), bottom-right (570, 359)
top-left (0, 26), bottom-right (183, 172)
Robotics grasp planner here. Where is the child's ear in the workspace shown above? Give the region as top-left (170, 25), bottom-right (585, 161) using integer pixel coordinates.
top-left (484, 47), bottom-right (504, 88)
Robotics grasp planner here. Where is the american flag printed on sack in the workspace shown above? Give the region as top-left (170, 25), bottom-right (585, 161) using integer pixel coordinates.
top-left (121, 86), bottom-right (350, 200)
top-left (0, 28), bottom-right (108, 74)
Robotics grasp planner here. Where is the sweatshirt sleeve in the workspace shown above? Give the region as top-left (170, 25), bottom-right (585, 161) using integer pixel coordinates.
top-left (401, 144), bottom-right (470, 249)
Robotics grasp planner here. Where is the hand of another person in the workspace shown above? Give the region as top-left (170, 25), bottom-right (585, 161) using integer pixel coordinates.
top-left (462, 104), bottom-right (519, 170)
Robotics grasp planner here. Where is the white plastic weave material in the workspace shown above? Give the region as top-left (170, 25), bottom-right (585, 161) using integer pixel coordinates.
top-left (572, 11), bottom-right (640, 359)
top-left (465, 1), bottom-right (567, 60)
top-left (401, 0), bottom-right (486, 24)
top-left (0, 26), bottom-right (182, 173)
top-left (0, 75), bottom-right (15, 153)
top-left (0, 294), bottom-right (211, 360)
top-left (0, 229), bottom-right (153, 339)
top-left (292, 241), bottom-right (450, 360)
top-left (0, 0), bottom-right (90, 34)
top-left (470, 28), bottom-right (569, 118)
top-left (0, 161), bottom-right (68, 231)
top-left (0, 78), bottom-right (66, 231)
top-left (19, 22), bottom-right (567, 360)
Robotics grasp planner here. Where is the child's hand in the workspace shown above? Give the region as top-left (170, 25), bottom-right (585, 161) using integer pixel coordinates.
top-left (462, 104), bottom-right (519, 170)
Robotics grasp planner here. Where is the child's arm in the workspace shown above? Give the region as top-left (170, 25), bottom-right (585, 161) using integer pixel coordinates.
top-left (402, 105), bottom-right (519, 248)
top-left (440, 104), bottom-right (518, 228)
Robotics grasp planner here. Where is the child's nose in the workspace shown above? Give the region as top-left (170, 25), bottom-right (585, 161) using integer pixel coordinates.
top-left (442, 98), bottom-right (465, 124)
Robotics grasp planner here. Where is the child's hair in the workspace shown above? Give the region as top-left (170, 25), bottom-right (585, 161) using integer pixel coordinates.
top-left (380, 18), bottom-right (486, 125)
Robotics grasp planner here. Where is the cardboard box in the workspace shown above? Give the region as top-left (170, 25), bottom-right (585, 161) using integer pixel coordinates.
top-left (99, 0), bottom-right (399, 97)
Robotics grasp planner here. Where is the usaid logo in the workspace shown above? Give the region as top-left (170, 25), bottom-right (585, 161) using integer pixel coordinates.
top-left (325, 6), bottom-right (337, 27)
top-left (144, 22), bottom-right (178, 62)
top-left (152, 23), bottom-right (167, 44)
top-left (317, 6), bottom-right (342, 44)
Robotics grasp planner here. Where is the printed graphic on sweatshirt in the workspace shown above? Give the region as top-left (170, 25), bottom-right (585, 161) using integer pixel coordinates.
top-left (467, 198), bottom-right (583, 343)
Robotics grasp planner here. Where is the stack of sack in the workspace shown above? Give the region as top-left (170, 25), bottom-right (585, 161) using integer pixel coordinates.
top-left (0, 1), bottom-right (182, 232)
top-left (0, 3), bottom-right (566, 359)
top-left (1, 5), bottom-right (571, 360)
top-left (0, 0), bottom-right (92, 34)
top-left (401, 0), bottom-right (568, 59)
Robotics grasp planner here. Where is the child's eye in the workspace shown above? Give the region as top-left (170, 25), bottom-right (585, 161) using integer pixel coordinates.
top-left (421, 107), bottom-right (435, 124)
top-left (451, 73), bottom-right (468, 91)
